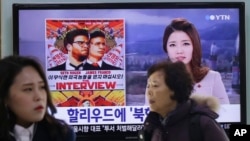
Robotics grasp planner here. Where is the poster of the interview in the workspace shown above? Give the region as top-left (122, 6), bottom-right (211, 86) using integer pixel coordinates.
top-left (45, 19), bottom-right (126, 107)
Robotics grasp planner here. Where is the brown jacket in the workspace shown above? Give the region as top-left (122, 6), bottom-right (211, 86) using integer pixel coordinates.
top-left (139, 95), bottom-right (229, 141)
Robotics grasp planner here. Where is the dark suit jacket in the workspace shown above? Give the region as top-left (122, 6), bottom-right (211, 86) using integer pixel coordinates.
top-left (84, 61), bottom-right (122, 70)
top-left (48, 62), bottom-right (66, 71)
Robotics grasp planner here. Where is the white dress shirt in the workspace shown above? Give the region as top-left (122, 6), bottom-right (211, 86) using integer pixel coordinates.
top-left (65, 59), bottom-right (86, 70)
top-left (14, 123), bottom-right (35, 141)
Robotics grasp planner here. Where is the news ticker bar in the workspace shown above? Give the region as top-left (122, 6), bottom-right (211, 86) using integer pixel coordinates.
top-left (71, 124), bottom-right (250, 140)
top-left (230, 124), bottom-right (250, 140)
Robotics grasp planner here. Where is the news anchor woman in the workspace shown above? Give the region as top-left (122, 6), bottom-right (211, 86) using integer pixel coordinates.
top-left (162, 18), bottom-right (229, 104)
top-left (145, 18), bottom-right (229, 105)
top-left (0, 55), bottom-right (76, 141)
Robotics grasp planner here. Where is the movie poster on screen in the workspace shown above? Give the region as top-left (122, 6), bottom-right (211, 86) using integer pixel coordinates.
top-left (45, 19), bottom-right (126, 106)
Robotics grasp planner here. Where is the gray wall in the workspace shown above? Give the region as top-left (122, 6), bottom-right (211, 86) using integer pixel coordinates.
top-left (1, 0), bottom-right (250, 123)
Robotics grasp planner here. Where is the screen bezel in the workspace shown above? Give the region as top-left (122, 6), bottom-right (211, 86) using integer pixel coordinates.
top-left (12, 2), bottom-right (246, 139)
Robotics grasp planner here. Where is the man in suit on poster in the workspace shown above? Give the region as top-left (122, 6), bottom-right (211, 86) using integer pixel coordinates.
top-left (84, 30), bottom-right (122, 70)
top-left (49, 28), bottom-right (89, 71)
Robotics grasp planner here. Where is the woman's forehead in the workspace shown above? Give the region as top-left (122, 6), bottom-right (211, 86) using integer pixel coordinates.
top-left (148, 71), bottom-right (165, 80)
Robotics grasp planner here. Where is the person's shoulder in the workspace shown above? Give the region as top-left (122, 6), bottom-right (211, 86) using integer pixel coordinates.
top-left (189, 95), bottom-right (219, 122)
top-left (206, 70), bottom-right (220, 76)
top-left (36, 119), bottom-right (76, 141)
top-left (48, 63), bottom-right (66, 71)
top-left (190, 94), bottom-right (220, 114)
top-left (64, 125), bottom-right (76, 141)
top-left (195, 112), bottom-right (229, 141)
top-left (102, 62), bottom-right (122, 70)
top-left (201, 70), bottom-right (221, 82)
top-left (189, 97), bottom-right (229, 140)
top-left (57, 119), bottom-right (76, 141)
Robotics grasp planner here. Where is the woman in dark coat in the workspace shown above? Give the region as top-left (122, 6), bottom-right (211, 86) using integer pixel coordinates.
top-left (140, 60), bottom-right (229, 141)
top-left (0, 55), bottom-right (76, 141)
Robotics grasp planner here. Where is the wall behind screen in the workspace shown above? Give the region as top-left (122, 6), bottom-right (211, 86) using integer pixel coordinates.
top-left (1, 0), bottom-right (250, 124)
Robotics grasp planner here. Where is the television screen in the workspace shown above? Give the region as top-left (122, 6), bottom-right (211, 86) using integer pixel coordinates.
top-left (13, 2), bottom-right (246, 140)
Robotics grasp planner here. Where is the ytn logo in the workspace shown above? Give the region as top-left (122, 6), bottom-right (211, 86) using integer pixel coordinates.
top-left (206, 15), bottom-right (231, 21)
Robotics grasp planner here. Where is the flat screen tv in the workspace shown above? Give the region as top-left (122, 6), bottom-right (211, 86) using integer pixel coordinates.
top-left (13, 2), bottom-right (246, 141)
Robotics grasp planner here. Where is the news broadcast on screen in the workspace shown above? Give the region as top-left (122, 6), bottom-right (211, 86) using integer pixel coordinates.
top-left (13, 2), bottom-right (246, 140)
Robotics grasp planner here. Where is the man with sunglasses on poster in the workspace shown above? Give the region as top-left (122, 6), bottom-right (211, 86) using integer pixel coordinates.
top-left (49, 29), bottom-right (89, 71)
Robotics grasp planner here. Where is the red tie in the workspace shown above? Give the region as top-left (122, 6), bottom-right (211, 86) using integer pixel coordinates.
top-left (92, 63), bottom-right (99, 67)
